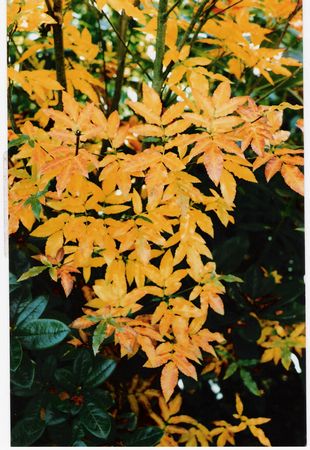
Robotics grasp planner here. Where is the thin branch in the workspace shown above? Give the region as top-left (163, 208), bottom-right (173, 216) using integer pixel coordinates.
top-left (162, 0), bottom-right (242, 84)
top-left (256, 67), bottom-right (302, 102)
top-left (205, 0), bottom-right (243, 22)
top-left (101, 10), bottom-right (152, 82)
top-left (8, 82), bottom-right (20, 134)
top-left (153, 0), bottom-right (169, 94)
top-left (9, 37), bottom-right (36, 70)
top-left (45, 0), bottom-right (67, 109)
top-left (110, 10), bottom-right (129, 112)
top-left (188, 0), bottom-right (217, 50)
top-left (276, 3), bottom-right (302, 48)
top-left (177, 0), bottom-right (210, 51)
top-left (165, 0), bottom-right (182, 17)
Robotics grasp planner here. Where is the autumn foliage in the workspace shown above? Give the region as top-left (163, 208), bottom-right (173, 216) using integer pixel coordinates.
top-left (8, 0), bottom-right (304, 446)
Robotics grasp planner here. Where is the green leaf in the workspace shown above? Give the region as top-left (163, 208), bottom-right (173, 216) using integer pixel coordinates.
top-left (10, 336), bottom-right (23, 372)
top-left (84, 389), bottom-right (114, 410)
top-left (15, 295), bottom-right (48, 327)
top-left (73, 349), bottom-right (93, 384)
top-left (223, 362), bottom-right (238, 380)
top-left (117, 412), bottom-right (137, 431)
top-left (54, 368), bottom-right (77, 391)
top-left (135, 215), bottom-right (153, 223)
top-left (17, 266), bottom-right (48, 282)
top-left (124, 426), bottom-right (164, 446)
top-left (16, 319), bottom-right (69, 350)
top-left (92, 320), bottom-right (107, 355)
top-left (11, 417), bottom-right (46, 446)
top-left (80, 402), bottom-right (111, 439)
top-left (237, 316), bottom-right (261, 342)
top-left (240, 368), bottom-right (260, 396)
top-left (238, 359), bottom-right (259, 367)
top-left (220, 274), bottom-right (243, 283)
top-left (8, 134), bottom-right (30, 149)
top-left (214, 235), bottom-right (249, 273)
top-left (28, 198), bottom-right (42, 220)
top-left (84, 358), bottom-right (116, 388)
top-left (73, 441), bottom-right (87, 446)
top-left (11, 353), bottom-right (35, 388)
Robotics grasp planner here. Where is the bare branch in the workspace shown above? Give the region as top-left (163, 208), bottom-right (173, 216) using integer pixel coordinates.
top-left (111, 10), bottom-right (129, 112)
top-left (153, 0), bottom-right (169, 94)
top-left (45, 0), bottom-right (67, 109)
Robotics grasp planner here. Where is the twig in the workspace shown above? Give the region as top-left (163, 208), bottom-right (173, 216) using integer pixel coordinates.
top-left (8, 82), bottom-right (20, 134)
top-left (153, 0), bottom-right (169, 94)
top-left (276, 3), bottom-right (302, 48)
top-left (177, 0), bottom-right (210, 51)
top-left (165, 0), bottom-right (182, 17)
top-left (188, 0), bottom-right (217, 50)
top-left (101, 10), bottom-right (152, 82)
top-left (162, 0), bottom-right (242, 84)
top-left (205, 0), bottom-right (243, 22)
top-left (257, 67), bottom-right (302, 102)
top-left (111, 10), bottom-right (129, 112)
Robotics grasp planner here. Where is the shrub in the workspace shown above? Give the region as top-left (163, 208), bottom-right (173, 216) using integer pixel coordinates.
top-left (8, 0), bottom-right (304, 446)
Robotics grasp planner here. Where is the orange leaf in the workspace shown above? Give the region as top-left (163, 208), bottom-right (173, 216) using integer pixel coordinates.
top-left (203, 144), bottom-right (223, 185)
top-left (281, 164), bottom-right (304, 195)
top-left (70, 316), bottom-right (94, 329)
top-left (173, 354), bottom-right (197, 380)
top-left (220, 169), bottom-right (236, 205)
top-left (265, 157), bottom-right (282, 182)
top-left (60, 271), bottom-right (75, 297)
top-left (160, 361), bottom-right (179, 402)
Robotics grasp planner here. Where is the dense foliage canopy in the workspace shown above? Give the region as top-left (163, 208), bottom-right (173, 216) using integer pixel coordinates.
top-left (8, 0), bottom-right (304, 446)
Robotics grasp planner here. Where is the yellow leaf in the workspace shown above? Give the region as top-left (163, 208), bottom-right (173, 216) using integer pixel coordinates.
top-left (132, 189), bottom-right (143, 214)
top-left (249, 425), bottom-right (271, 446)
top-left (168, 394), bottom-right (182, 416)
top-left (212, 82), bottom-right (231, 112)
top-left (130, 124), bottom-right (164, 137)
top-left (261, 348), bottom-right (275, 363)
top-left (62, 92), bottom-right (80, 122)
top-left (224, 160), bottom-right (257, 183)
top-left (160, 362), bottom-right (179, 402)
top-left (31, 214), bottom-right (69, 237)
top-left (103, 205), bottom-right (131, 214)
top-left (235, 393), bottom-right (243, 416)
top-left (142, 83), bottom-right (162, 117)
top-left (160, 249), bottom-right (174, 280)
top-left (220, 169), bottom-right (237, 205)
top-left (45, 230), bottom-right (64, 258)
top-left (126, 100), bottom-right (161, 125)
top-left (164, 119), bottom-right (191, 136)
top-left (107, 110), bottom-right (120, 140)
top-left (161, 102), bottom-right (185, 126)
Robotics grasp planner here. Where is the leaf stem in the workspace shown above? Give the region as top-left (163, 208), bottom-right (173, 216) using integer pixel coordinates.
top-left (75, 130), bottom-right (81, 156)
